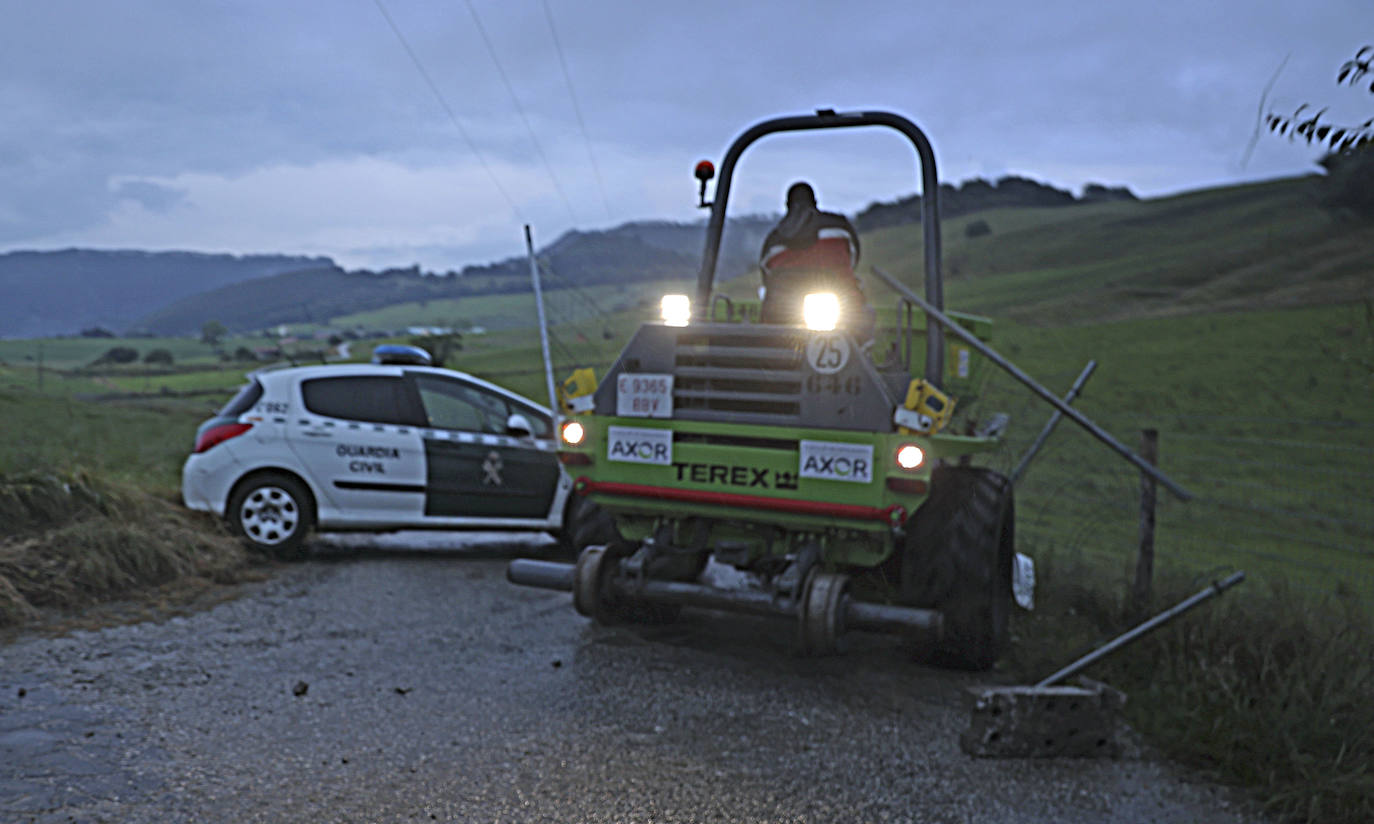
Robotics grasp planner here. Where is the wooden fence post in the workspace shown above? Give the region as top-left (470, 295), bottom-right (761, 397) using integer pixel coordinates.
top-left (1131, 429), bottom-right (1159, 614)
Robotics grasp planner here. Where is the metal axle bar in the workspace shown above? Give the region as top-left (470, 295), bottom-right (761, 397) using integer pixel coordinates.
top-left (1035, 571), bottom-right (1246, 688)
top-left (506, 558), bottom-right (943, 635)
top-left (508, 558), bottom-right (575, 591)
top-left (870, 266), bottom-right (1193, 502)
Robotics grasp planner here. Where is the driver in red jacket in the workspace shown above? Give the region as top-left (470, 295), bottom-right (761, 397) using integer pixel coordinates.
top-left (759, 182), bottom-right (873, 341)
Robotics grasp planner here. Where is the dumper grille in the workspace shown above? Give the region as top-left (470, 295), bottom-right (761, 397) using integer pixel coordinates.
top-left (672, 329), bottom-right (804, 424)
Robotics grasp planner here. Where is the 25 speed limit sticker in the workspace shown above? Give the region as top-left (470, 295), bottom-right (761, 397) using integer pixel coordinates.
top-left (805, 334), bottom-right (850, 374)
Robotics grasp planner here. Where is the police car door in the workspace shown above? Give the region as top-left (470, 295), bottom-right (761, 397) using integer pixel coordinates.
top-left (289, 373), bottom-right (427, 524)
top-left (407, 373), bottom-right (560, 523)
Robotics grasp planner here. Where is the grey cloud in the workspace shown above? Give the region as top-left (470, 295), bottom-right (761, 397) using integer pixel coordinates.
top-left (111, 180), bottom-right (186, 213)
top-left (0, 0), bottom-right (1366, 267)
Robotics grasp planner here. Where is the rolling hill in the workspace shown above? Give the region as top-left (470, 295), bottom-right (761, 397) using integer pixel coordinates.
top-left (0, 249), bottom-right (333, 338)
top-left (850, 175), bottom-right (1373, 325)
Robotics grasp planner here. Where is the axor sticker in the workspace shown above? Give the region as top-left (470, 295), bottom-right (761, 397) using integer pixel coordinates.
top-left (805, 334), bottom-right (850, 375)
top-left (799, 440), bottom-right (873, 484)
top-left (607, 426), bottom-right (673, 466)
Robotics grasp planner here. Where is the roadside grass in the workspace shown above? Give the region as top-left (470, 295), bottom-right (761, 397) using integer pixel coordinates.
top-left (0, 384), bottom-right (259, 628)
top-left (1005, 548), bottom-right (1374, 824)
top-left (0, 470), bottom-right (252, 627)
top-left (0, 383), bottom-right (210, 488)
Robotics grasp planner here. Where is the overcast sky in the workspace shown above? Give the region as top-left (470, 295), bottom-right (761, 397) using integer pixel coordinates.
top-left (0, 1), bottom-right (1368, 271)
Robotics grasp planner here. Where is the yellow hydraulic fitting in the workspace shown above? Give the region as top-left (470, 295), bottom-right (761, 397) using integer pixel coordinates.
top-left (559, 368), bottom-right (598, 414)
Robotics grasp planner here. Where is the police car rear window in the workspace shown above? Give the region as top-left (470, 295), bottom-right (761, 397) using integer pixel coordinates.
top-left (219, 379), bottom-right (263, 417)
top-left (301, 376), bottom-right (419, 425)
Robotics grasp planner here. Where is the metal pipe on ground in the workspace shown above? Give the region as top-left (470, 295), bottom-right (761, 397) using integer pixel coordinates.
top-left (869, 266), bottom-right (1193, 502)
top-left (1035, 570), bottom-right (1246, 688)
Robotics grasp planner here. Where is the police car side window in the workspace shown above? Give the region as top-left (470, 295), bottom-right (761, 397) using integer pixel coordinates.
top-left (300, 376), bottom-right (418, 425)
top-left (413, 376), bottom-right (506, 434)
top-left (219, 379), bottom-right (264, 417)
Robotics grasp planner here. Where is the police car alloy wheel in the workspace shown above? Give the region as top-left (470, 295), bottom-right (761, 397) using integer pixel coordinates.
top-left (228, 473), bottom-right (314, 559)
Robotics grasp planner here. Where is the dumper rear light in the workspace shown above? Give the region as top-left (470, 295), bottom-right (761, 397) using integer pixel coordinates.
top-left (194, 422), bottom-right (253, 453)
top-left (895, 443), bottom-right (925, 470)
top-left (561, 420), bottom-right (586, 446)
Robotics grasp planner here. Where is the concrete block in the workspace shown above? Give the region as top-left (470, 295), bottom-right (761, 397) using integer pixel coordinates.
top-left (960, 678), bottom-right (1126, 758)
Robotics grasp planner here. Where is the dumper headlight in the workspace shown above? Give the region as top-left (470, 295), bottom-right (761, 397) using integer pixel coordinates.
top-left (895, 443), bottom-right (925, 470)
top-left (561, 420), bottom-right (586, 446)
top-left (660, 294), bottom-right (691, 327)
top-left (802, 292), bottom-right (840, 331)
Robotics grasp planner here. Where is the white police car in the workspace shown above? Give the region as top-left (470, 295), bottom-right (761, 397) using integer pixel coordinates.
top-left (181, 345), bottom-right (572, 558)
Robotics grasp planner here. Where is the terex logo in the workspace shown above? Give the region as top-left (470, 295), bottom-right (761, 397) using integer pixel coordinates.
top-left (606, 426), bottom-right (673, 466)
top-left (798, 440), bottom-right (874, 484)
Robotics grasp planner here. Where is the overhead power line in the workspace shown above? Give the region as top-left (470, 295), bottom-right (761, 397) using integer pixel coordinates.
top-left (540, 0), bottom-right (613, 220)
top-left (462, 0), bottom-right (579, 224)
top-left (371, 0), bottom-right (525, 221)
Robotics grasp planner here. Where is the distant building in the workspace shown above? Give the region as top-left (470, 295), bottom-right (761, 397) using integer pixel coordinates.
top-left (405, 326), bottom-right (453, 337)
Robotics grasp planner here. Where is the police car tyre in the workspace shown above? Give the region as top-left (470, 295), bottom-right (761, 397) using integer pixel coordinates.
top-left (227, 473), bottom-right (314, 561)
top-left (898, 466), bottom-right (1013, 671)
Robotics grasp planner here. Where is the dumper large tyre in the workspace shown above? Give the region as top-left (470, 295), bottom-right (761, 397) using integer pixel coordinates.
top-left (899, 466), bottom-right (1014, 670)
top-left (555, 495), bottom-right (621, 560)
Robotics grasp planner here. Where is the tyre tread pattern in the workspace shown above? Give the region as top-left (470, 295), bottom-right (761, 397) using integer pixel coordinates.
top-left (900, 465), bottom-right (1014, 670)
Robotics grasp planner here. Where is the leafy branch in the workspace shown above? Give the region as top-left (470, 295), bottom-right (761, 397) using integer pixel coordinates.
top-left (1265, 45), bottom-right (1374, 152)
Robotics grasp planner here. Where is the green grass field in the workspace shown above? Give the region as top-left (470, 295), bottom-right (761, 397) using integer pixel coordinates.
top-left (980, 304), bottom-right (1373, 599)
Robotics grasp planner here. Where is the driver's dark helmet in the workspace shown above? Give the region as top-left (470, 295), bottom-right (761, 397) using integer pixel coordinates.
top-left (785, 181), bottom-right (817, 210)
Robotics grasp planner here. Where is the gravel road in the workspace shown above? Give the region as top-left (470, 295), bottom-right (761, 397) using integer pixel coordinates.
top-left (1, 533), bottom-right (1262, 823)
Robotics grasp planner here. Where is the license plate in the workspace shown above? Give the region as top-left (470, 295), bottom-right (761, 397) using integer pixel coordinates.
top-left (616, 373), bottom-right (674, 418)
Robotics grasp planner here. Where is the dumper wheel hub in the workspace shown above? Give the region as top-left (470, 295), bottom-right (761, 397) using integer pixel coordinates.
top-left (573, 545), bottom-right (615, 623)
top-left (799, 571), bottom-right (849, 656)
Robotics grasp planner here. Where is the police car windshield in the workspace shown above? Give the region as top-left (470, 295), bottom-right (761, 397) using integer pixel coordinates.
top-left (219, 379), bottom-right (263, 417)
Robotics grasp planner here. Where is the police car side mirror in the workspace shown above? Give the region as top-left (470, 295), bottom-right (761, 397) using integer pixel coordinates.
top-left (505, 413), bottom-right (533, 438)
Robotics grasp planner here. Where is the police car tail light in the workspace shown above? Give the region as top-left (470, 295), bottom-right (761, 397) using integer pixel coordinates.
top-left (561, 420), bottom-right (586, 446)
top-left (194, 422), bottom-right (253, 453)
top-left (660, 294), bottom-right (691, 327)
top-left (802, 292), bottom-right (840, 331)
top-left (895, 443), bottom-right (924, 470)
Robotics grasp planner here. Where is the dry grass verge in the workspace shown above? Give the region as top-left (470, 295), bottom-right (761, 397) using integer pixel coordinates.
top-left (1006, 549), bottom-right (1374, 824)
top-left (0, 471), bottom-right (256, 626)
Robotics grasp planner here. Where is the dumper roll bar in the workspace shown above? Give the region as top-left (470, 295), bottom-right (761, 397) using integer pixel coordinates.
top-left (695, 109), bottom-right (946, 387)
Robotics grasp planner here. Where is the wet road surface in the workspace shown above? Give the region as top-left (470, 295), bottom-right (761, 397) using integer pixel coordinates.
top-left (1, 532), bottom-right (1261, 823)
